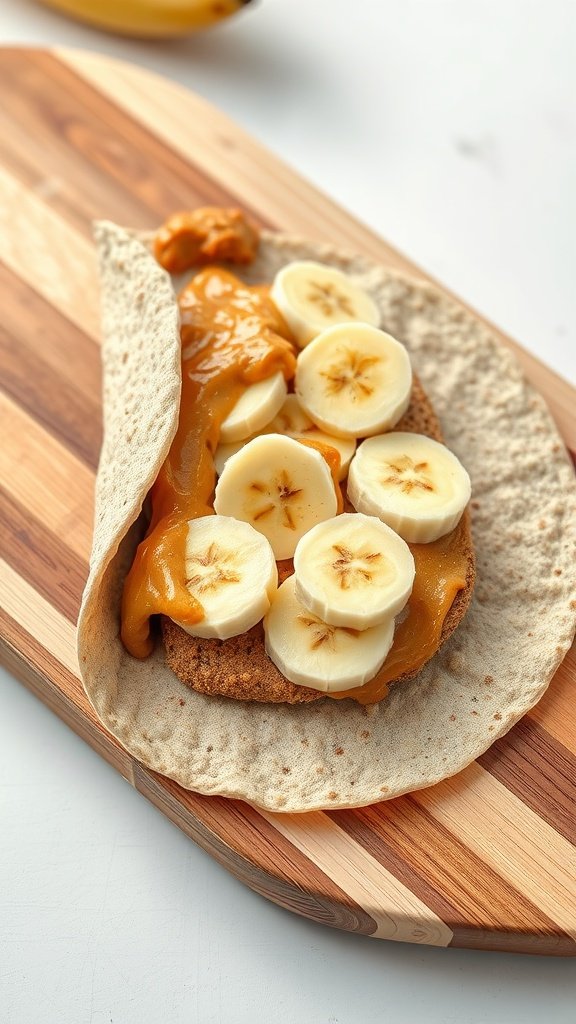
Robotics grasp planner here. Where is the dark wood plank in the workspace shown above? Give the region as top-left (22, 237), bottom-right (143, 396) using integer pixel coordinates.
top-left (478, 718), bottom-right (576, 847)
top-left (0, 490), bottom-right (86, 622)
top-left (0, 50), bottom-right (271, 235)
top-left (0, 310), bottom-right (101, 467)
top-left (0, 260), bottom-right (100, 397)
top-left (329, 799), bottom-right (576, 954)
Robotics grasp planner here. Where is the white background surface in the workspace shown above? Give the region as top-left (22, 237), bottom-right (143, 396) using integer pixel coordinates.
top-left (1, 2), bottom-right (575, 1022)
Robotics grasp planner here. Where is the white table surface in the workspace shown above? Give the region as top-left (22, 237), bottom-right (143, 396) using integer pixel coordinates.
top-left (1, 2), bottom-right (575, 1022)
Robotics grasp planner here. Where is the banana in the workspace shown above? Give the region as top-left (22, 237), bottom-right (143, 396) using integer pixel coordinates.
top-left (214, 395), bottom-right (355, 480)
top-left (295, 324), bottom-right (412, 439)
top-left (37, 0), bottom-right (252, 38)
top-left (270, 261), bottom-right (380, 348)
top-left (219, 371), bottom-right (287, 444)
top-left (268, 392), bottom-right (315, 435)
top-left (267, 395), bottom-right (356, 480)
top-left (264, 576), bottom-right (395, 693)
top-left (293, 512), bottom-right (414, 629)
top-left (348, 432), bottom-right (471, 543)
top-left (213, 434), bottom-right (338, 559)
top-left (175, 515), bottom-right (277, 640)
top-left (213, 435), bottom-right (257, 477)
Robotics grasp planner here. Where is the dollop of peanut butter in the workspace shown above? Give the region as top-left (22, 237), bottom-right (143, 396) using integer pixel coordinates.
top-left (154, 207), bottom-right (259, 274)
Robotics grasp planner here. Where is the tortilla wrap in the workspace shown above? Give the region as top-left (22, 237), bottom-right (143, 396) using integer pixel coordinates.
top-left (77, 222), bottom-right (576, 812)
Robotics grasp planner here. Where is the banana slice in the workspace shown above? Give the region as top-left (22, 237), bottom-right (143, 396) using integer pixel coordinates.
top-left (264, 576), bottom-right (395, 692)
top-left (213, 399), bottom-right (354, 481)
top-left (348, 432), bottom-right (471, 543)
top-left (295, 324), bottom-right (412, 439)
top-left (271, 261), bottom-right (380, 348)
top-left (268, 395), bottom-right (355, 481)
top-left (175, 515), bottom-right (277, 640)
top-left (213, 434), bottom-right (257, 477)
top-left (214, 433), bottom-right (338, 559)
top-left (219, 371), bottom-right (287, 444)
top-left (293, 512), bottom-right (414, 629)
top-left (213, 396), bottom-right (312, 478)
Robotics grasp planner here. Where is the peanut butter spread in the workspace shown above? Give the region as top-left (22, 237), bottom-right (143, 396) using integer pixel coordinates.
top-left (121, 268), bottom-right (295, 659)
top-left (122, 213), bottom-right (471, 704)
top-left (154, 207), bottom-right (259, 274)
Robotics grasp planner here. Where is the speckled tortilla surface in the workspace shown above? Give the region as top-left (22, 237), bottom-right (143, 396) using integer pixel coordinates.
top-left (77, 222), bottom-right (576, 812)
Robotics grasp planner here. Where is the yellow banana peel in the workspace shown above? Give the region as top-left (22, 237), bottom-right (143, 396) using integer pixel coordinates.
top-left (37, 0), bottom-right (254, 38)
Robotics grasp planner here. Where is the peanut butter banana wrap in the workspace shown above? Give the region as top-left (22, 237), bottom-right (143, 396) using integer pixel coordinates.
top-left (77, 214), bottom-right (576, 812)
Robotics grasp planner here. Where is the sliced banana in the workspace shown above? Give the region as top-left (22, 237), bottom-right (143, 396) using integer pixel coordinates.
top-left (219, 371), bottom-right (287, 444)
top-left (271, 261), bottom-right (380, 348)
top-left (295, 324), bottom-right (412, 439)
top-left (268, 392), bottom-right (311, 434)
top-left (213, 400), bottom-right (354, 481)
top-left (264, 576), bottom-right (395, 692)
top-left (214, 433), bottom-right (338, 559)
top-left (293, 512), bottom-right (414, 629)
top-left (348, 432), bottom-right (471, 543)
top-left (268, 394), bottom-right (356, 481)
top-left (213, 434), bottom-right (257, 477)
top-left (175, 515), bottom-right (277, 640)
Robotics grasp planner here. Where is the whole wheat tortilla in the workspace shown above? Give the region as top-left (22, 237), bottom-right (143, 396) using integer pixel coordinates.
top-left (77, 222), bottom-right (576, 812)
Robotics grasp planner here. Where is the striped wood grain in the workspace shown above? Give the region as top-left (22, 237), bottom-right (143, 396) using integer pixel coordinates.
top-left (0, 47), bottom-right (575, 955)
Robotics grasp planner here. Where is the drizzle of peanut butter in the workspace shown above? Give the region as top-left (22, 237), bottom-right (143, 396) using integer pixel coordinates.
top-left (121, 268), bottom-right (296, 658)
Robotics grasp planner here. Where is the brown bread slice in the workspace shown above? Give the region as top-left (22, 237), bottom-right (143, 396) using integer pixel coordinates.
top-left (162, 373), bottom-right (475, 703)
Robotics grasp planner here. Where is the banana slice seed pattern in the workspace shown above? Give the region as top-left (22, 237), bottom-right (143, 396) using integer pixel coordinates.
top-left (306, 280), bottom-right (355, 318)
top-left (186, 542), bottom-right (241, 593)
top-left (250, 471), bottom-right (303, 530)
top-left (381, 455), bottom-right (434, 495)
top-left (329, 543), bottom-right (387, 590)
top-left (321, 348), bottom-right (381, 400)
top-left (297, 612), bottom-right (361, 651)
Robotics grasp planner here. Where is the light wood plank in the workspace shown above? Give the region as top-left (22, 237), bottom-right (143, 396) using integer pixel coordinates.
top-left (331, 799), bottom-right (568, 946)
top-left (527, 648), bottom-right (576, 750)
top-left (259, 809), bottom-right (452, 945)
top-left (0, 163), bottom-right (100, 341)
top-left (0, 392), bottom-right (93, 560)
top-left (1, 560), bottom-right (78, 676)
top-left (416, 763), bottom-right (576, 939)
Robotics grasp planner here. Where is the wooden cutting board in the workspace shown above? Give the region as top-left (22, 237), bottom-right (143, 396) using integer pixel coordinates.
top-left (1, 47), bottom-right (575, 957)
